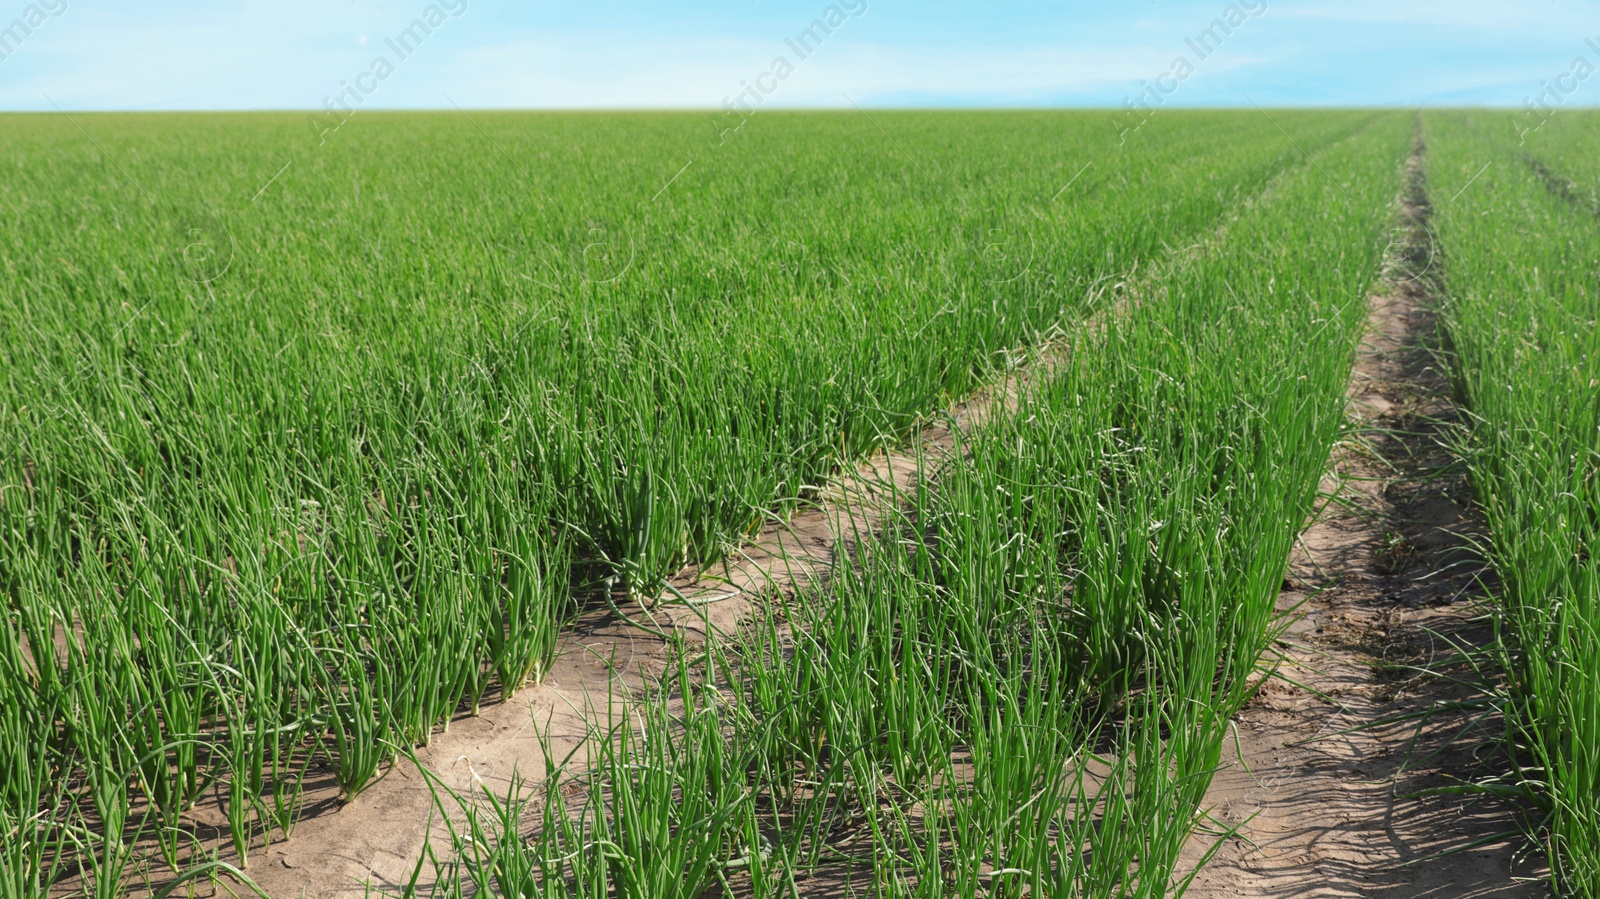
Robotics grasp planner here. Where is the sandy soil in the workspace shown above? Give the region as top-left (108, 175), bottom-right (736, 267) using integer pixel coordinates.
top-left (1182, 132), bottom-right (1546, 899)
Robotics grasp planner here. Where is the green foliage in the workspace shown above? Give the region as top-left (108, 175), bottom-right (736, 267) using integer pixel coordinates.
top-left (1429, 109), bottom-right (1600, 897)
top-left (407, 112), bottom-right (1413, 897)
top-left (0, 109), bottom-right (1379, 892)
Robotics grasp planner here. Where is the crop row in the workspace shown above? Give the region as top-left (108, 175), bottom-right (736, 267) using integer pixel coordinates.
top-left (1428, 109), bottom-right (1600, 897)
top-left (405, 112), bottom-right (1415, 897)
top-left (0, 111), bottom-right (1375, 894)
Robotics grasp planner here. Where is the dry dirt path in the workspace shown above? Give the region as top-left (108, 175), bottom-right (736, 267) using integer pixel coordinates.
top-left (1183, 132), bottom-right (1546, 898)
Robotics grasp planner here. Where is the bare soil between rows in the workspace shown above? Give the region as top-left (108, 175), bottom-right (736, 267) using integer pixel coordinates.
top-left (1183, 131), bottom-right (1546, 898)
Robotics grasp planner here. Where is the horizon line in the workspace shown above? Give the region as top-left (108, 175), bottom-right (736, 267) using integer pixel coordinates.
top-left (1, 103), bottom-right (1591, 115)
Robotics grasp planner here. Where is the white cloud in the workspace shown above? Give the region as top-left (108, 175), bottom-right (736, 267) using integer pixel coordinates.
top-left (434, 38), bottom-right (1185, 109)
top-left (0, 0), bottom-right (1593, 110)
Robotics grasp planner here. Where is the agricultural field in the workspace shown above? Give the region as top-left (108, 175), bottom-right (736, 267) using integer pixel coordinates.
top-left (0, 107), bottom-right (1591, 898)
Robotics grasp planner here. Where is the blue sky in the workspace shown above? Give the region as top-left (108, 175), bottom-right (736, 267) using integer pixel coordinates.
top-left (1, 0), bottom-right (1597, 111)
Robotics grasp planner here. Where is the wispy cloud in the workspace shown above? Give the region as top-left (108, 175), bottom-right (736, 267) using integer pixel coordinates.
top-left (0, 0), bottom-right (1595, 110)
